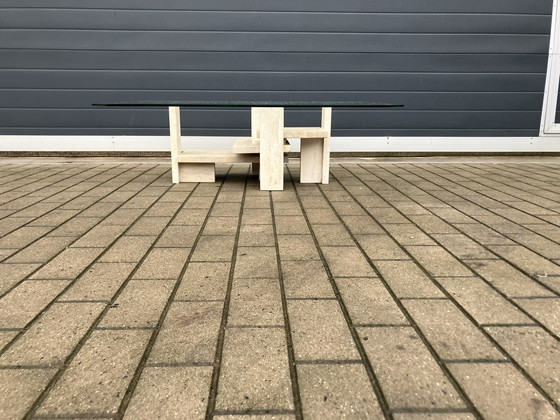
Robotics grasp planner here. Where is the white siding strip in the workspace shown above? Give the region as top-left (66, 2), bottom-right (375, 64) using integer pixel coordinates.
top-left (1, 135), bottom-right (559, 153)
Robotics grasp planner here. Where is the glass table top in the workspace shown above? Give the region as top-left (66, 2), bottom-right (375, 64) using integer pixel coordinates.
top-left (93, 100), bottom-right (403, 108)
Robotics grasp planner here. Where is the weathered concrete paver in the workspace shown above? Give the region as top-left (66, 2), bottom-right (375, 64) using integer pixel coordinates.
top-left (215, 327), bottom-right (294, 412)
top-left (447, 363), bottom-right (559, 419)
top-left (358, 326), bottom-right (466, 410)
top-left (34, 329), bottom-right (151, 417)
top-left (2, 158), bottom-right (560, 419)
top-left (123, 366), bottom-right (212, 420)
top-left (298, 364), bottom-right (384, 418)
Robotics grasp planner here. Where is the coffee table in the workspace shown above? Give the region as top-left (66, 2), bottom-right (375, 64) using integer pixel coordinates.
top-left (95, 101), bottom-right (402, 190)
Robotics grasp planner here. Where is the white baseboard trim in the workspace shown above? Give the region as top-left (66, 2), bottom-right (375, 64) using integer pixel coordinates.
top-left (1, 135), bottom-right (559, 152)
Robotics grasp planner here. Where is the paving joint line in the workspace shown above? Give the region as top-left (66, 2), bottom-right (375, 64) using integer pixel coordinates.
top-left (270, 188), bottom-right (305, 420)
top-left (204, 166), bottom-right (250, 420)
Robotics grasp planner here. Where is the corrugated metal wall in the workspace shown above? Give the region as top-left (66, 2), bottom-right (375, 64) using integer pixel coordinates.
top-left (0, 0), bottom-right (553, 137)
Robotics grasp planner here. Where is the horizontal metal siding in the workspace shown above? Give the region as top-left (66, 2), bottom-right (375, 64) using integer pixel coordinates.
top-left (0, 0), bottom-right (553, 137)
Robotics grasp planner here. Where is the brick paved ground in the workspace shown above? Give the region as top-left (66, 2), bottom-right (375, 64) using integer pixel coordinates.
top-left (0, 157), bottom-right (559, 419)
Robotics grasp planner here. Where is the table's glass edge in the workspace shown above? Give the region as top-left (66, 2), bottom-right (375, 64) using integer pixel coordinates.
top-left (93, 101), bottom-right (403, 108)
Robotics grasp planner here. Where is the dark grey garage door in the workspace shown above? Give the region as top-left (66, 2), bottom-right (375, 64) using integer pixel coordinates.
top-left (0, 0), bottom-right (552, 137)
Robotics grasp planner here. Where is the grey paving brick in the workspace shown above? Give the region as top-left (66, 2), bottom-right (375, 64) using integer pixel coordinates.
top-left (172, 209), bottom-right (209, 225)
top-left (298, 364), bottom-right (383, 419)
top-left (527, 223), bottom-right (560, 243)
top-left (429, 207), bottom-right (477, 224)
top-left (202, 217), bottom-right (239, 235)
top-left (488, 245), bottom-right (560, 277)
top-left (288, 299), bottom-right (359, 361)
top-left (0, 226), bottom-right (51, 249)
top-left (272, 200), bottom-right (303, 216)
top-left (384, 224), bottom-right (436, 246)
top-left (358, 326), bottom-right (466, 410)
top-left (79, 201), bottom-right (121, 216)
top-left (453, 223), bottom-right (515, 246)
top-left (322, 246), bottom-right (376, 278)
top-left (6, 235), bottom-right (76, 263)
top-left (155, 225), bottom-right (201, 248)
top-left (238, 224), bottom-right (275, 247)
top-left (447, 362), bottom-right (558, 419)
top-left (464, 259), bottom-right (554, 297)
top-left (194, 185), bottom-right (222, 197)
top-left (191, 235), bottom-right (235, 262)
top-left (61, 262), bottom-right (135, 301)
top-left (215, 327), bottom-right (293, 412)
top-left (123, 366), bottom-right (212, 420)
top-left (340, 215), bottom-right (384, 234)
top-left (127, 216), bottom-right (170, 235)
top-left (98, 208), bottom-right (145, 226)
top-left (0, 263), bottom-right (41, 295)
top-left (0, 280), bottom-right (69, 328)
top-left (405, 246), bottom-right (474, 277)
top-left (159, 190), bottom-right (189, 203)
top-left (183, 196), bottom-right (217, 210)
top-left (281, 260), bottom-right (334, 299)
top-left (356, 234), bottom-right (409, 260)
top-left (215, 190), bottom-right (244, 203)
top-left (374, 260), bottom-right (445, 298)
top-left (30, 247), bottom-right (104, 279)
top-left (0, 248), bottom-right (17, 260)
top-left (148, 301), bottom-right (222, 364)
top-left (0, 330), bottom-right (18, 350)
top-left (70, 224), bottom-right (127, 248)
top-left (0, 217), bottom-right (34, 236)
top-left (505, 232), bottom-right (560, 260)
top-left (235, 246), bottom-right (278, 279)
top-left (278, 235), bottom-right (320, 261)
top-left (538, 276), bottom-right (560, 295)
top-left (0, 302), bottom-right (105, 366)
top-left (100, 235), bottom-right (156, 263)
top-left (274, 216), bottom-right (310, 235)
top-left (305, 208), bottom-right (340, 225)
top-left (391, 201), bottom-right (433, 217)
top-left (336, 277), bottom-right (407, 325)
top-left (0, 368), bottom-right (56, 419)
top-left (242, 208), bottom-right (272, 225)
top-left (437, 277), bottom-right (533, 325)
top-left (133, 248), bottom-right (190, 279)
top-left (513, 298), bottom-right (560, 337)
top-left (431, 233), bottom-right (495, 260)
top-left (35, 329), bottom-right (151, 417)
top-left (402, 299), bottom-right (504, 360)
top-left (298, 196), bottom-right (330, 209)
top-left (210, 202), bottom-right (241, 217)
top-left (175, 262), bottom-right (231, 301)
top-left (28, 209), bottom-right (80, 227)
top-left (228, 277), bottom-right (283, 326)
top-left (408, 215), bottom-right (462, 234)
top-left (311, 224), bottom-right (354, 246)
top-left (329, 201), bottom-right (368, 216)
top-left (143, 202), bottom-right (182, 218)
top-left (214, 415), bottom-right (295, 420)
top-left (99, 280), bottom-right (174, 328)
top-left (243, 196), bottom-right (271, 209)
top-left (393, 414), bottom-right (475, 420)
top-left (485, 326), bottom-right (560, 403)
top-left (48, 216), bottom-right (104, 237)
